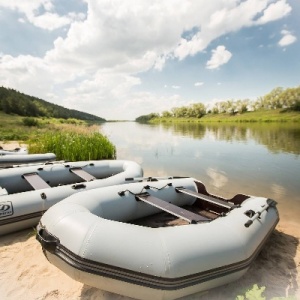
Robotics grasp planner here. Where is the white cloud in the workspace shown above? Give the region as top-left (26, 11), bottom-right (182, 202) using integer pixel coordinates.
top-left (0, 54), bottom-right (56, 98)
top-left (62, 72), bottom-right (143, 119)
top-left (0, 0), bottom-right (296, 119)
top-left (194, 82), bottom-right (204, 87)
top-left (174, 34), bottom-right (207, 60)
top-left (206, 45), bottom-right (232, 69)
top-left (29, 12), bottom-right (73, 30)
top-left (0, 0), bottom-right (84, 30)
top-left (278, 29), bottom-right (297, 47)
top-left (255, 0), bottom-right (292, 24)
top-left (171, 85), bottom-right (181, 89)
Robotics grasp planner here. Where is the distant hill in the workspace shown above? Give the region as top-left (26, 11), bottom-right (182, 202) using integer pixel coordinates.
top-left (0, 86), bottom-right (106, 122)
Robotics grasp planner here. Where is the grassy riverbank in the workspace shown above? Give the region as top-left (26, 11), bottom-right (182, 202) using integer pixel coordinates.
top-left (149, 109), bottom-right (300, 124)
top-left (0, 112), bottom-right (115, 160)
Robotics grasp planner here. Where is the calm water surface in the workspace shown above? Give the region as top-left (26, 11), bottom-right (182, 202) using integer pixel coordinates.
top-left (100, 122), bottom-right (300, 224)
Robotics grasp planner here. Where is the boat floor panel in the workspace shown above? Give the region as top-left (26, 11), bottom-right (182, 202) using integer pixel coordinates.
top-left (130, 205), bottom-right (217, 228)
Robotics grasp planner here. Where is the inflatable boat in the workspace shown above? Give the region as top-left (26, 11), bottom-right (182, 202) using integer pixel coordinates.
top-left (0, 160), bottom-right (143, 235)
top-left (0, 152), bottom-right (56, 166)
top-left (0, 146), bottom-right (28, 155)
top-left (36, 177), bottom-right (279, 300)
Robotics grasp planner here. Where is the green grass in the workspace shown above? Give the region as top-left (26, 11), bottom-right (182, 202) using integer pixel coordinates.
top-left (235, 284), bottom-right (297, 300)
top-left (28, 131), bottom-right (116, 161)
top-left (150, 110), bottom-right (300, 124)
top-left (0, 112), bottom-right (116, 160)
top-left (0, 113), bottom-right (33, 140)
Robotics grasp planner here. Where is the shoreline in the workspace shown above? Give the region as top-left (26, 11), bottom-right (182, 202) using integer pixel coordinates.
top-left (0, 141), bottom-right (27, 150)
top-left (147, 110), bottom-right (300, 124)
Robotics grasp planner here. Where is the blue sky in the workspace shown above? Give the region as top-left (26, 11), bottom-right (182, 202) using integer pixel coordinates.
top-left (0, 0), bottom-right (299, 120)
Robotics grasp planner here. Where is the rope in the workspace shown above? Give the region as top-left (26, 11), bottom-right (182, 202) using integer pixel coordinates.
top-left (118, 183), bottom-right (173, 196)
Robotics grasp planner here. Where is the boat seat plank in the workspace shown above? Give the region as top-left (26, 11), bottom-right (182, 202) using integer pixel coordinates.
top-left (69, 168), bottom-right (96, 182)
top-left (136, 193), bottom-right (210, 224)
top-left (175, 187), bottom-right (234, 209)
top-left (22, 173), bottom-right (50, 190)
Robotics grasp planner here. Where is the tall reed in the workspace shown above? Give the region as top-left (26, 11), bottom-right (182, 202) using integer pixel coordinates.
top-left (28, 130), bottom-right (116, 161)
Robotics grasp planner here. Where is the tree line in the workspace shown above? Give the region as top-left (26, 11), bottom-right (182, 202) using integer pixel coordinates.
top-left (0, 86), bottom-right (105, 122)
top-left (136, 86), bottom-right (300, 122)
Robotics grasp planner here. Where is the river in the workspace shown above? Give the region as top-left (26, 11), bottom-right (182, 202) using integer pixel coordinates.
top-left (100, 121), bottom-right (300, 225)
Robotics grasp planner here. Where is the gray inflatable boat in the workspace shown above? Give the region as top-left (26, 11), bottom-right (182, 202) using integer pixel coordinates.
top-left (0, 160), bottom-right (143, 235)
top-left (36, 177), bottom-right (279, 300)
top-left (0, 152), bottom-right (56, 166)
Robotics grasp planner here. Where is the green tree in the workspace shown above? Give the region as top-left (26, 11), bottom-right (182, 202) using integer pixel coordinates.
top-left (236, 99), bottom-right (249, 113)
top-left (162, 111), bottom-right (172, 118)
top-left (189, 103), bottom-right (206, 118)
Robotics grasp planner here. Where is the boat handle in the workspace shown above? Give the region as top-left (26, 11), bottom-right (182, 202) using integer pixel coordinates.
top-left (71, 183), bottom-right (86, 190)
top-left (244, 199), bottom-right (277, 228)
top-left (36, 228), bottom-right (60, 254)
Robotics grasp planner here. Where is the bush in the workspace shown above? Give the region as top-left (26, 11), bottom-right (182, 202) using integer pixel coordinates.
top-left (291, 100), bottom-right (300, 111)
top-left (22, 117), bottom-right (39, 127)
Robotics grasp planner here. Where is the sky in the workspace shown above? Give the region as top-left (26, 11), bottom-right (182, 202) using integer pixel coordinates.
top-left (0, 0), bottom-right (299, 120)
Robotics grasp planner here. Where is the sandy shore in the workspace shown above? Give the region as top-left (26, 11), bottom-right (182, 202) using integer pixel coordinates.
top-left (1, 141), bottom-right (299, 299)
top-left (0, 222), bottom-right (299, 300)
top-left (0, 141), bottom-right (28, 159)
top-left (0, 141), bottom-right (27, 150)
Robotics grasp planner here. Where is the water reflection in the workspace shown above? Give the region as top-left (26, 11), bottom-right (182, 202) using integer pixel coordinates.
top-left (160, 122), bottom-right (206, 139)
top-left (100, 122), bottom-right (300, 223)
top-left (161, 122), bottom-right (300, 156)
top-left (206, 168), bottom-right (228, 189)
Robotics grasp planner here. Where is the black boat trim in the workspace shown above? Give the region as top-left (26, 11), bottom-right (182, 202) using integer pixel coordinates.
top-left (41, 218), bottom-right (279, 290)
top-left (0, 210), bottom-right (45, 226)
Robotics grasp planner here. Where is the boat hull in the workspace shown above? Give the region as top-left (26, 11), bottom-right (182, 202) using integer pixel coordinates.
top-left (0, 160), bottom-right (143, 235)
top-left (36, 177), bottom-right (279, 300)
top-left (46, 251), bottom-right (247, 300)
top-left (0, 159), bottom-right (140, 194)
top-left (0, 153), bottom-right (56, 166)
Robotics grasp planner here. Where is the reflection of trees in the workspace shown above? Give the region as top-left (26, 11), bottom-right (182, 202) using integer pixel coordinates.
top-left (158, 123), bottom-right (300, 156)
top-left (205, 124), bottom-right (249, 142)
top-left (249, 124), bottom-right (300, 155)
top-left (160, 122), bottom-right (206, 139)
top-left (205, 123), bottom-right (300, 155)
